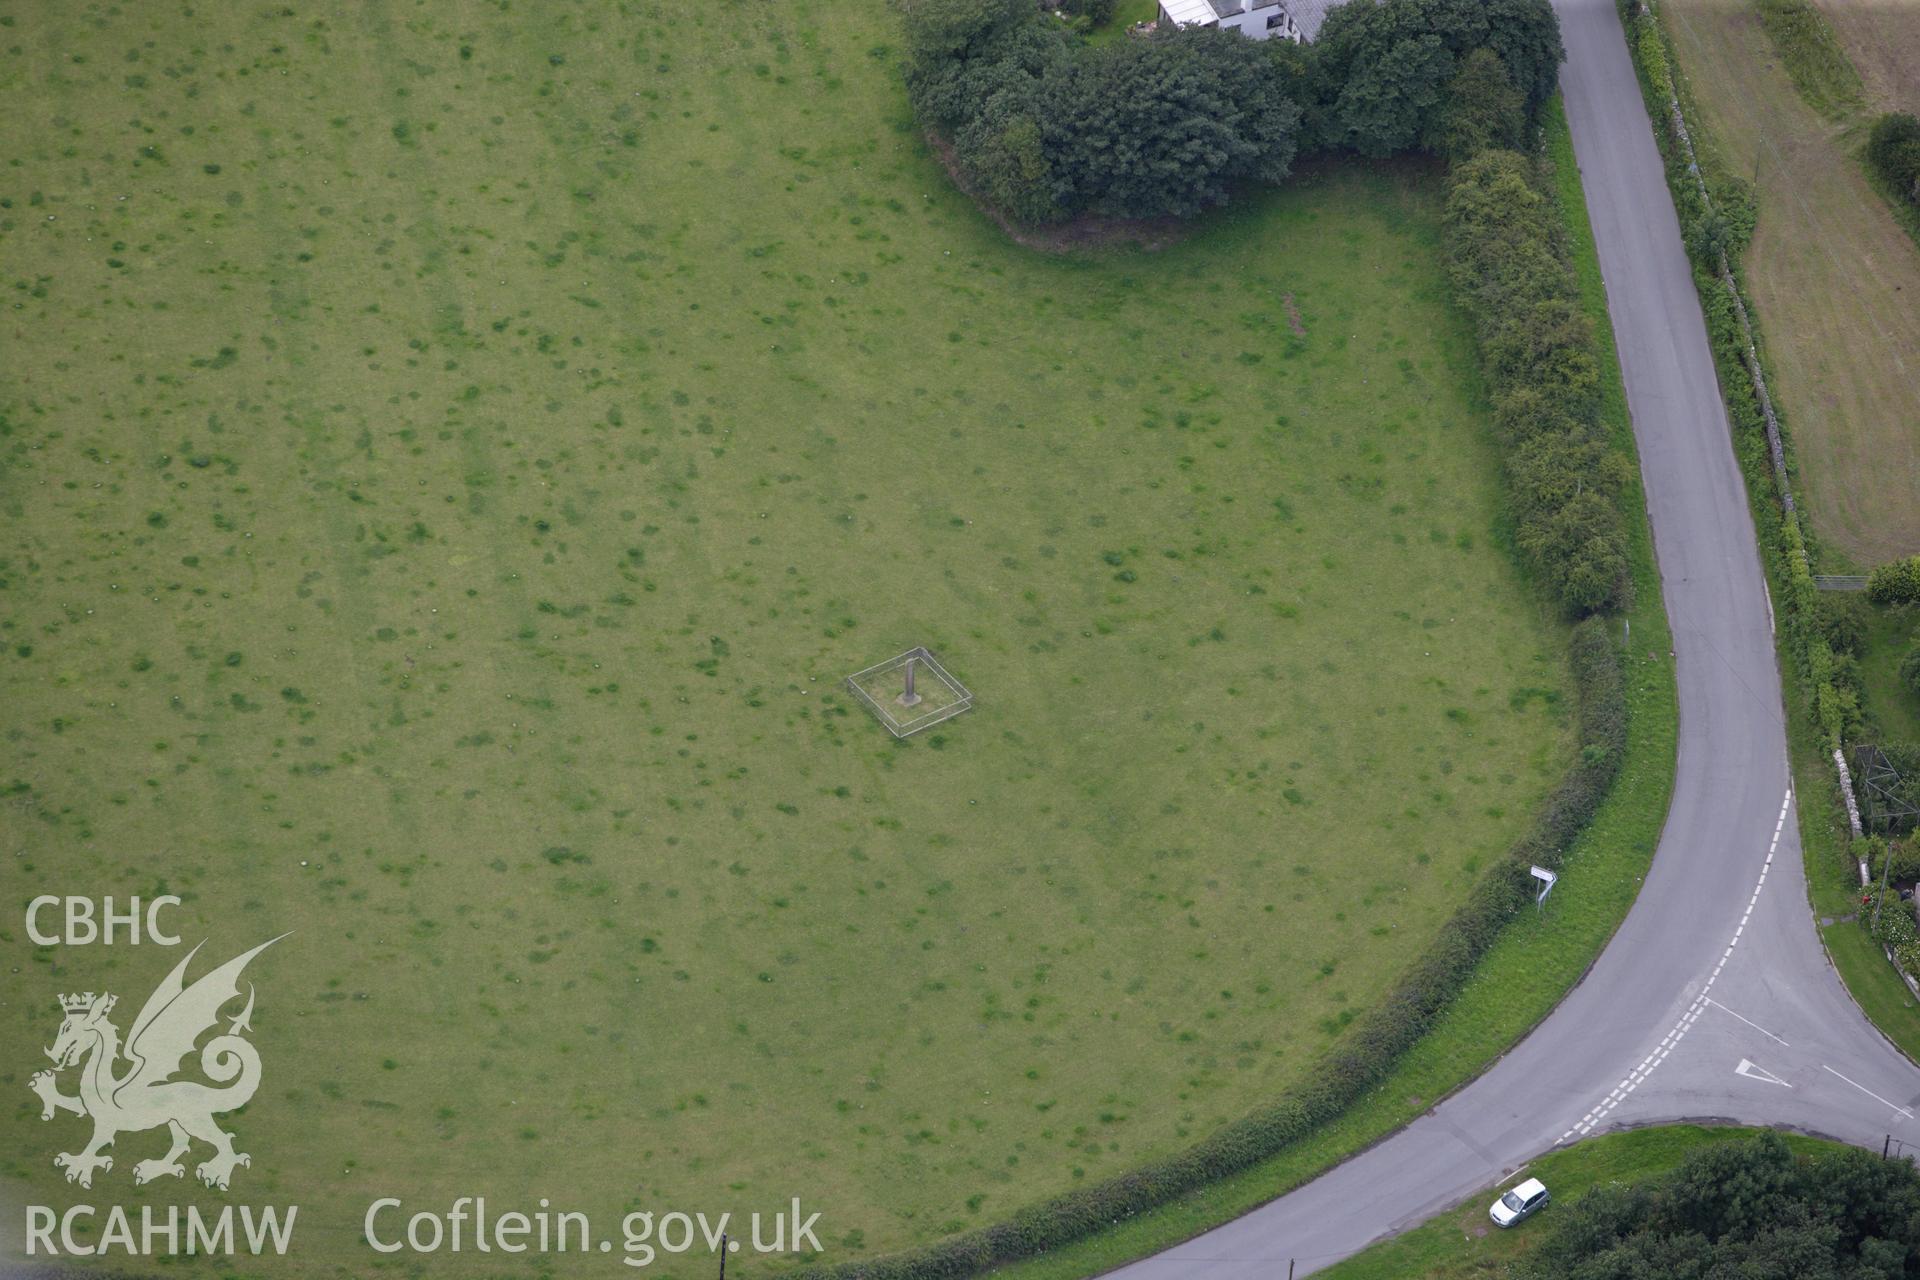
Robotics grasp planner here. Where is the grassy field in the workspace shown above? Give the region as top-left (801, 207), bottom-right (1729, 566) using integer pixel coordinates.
top-left (1316, 1126), bottom-right (1850, 1279)
top-left (1753, 0), bottom-right (1862, 121)
top-left (0, 2), bottom-right (1574, 1274)
top-left (1817, 1), bottom-right (1920, 118)
top-left (1662, 0), bottom-right (1920, 568)
top-left (968, 99), bottom-right (1680, 1280)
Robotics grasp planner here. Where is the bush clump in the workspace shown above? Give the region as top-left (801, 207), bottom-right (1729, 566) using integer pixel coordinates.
top-left (1899, 640), bottom-right (1920, 699)
top-left (1869, 555), bottom-right (1920, 606)
top-left (1867, 111), bottom-right (1920, 210)
top-left (1443, 150), bottom-right (1631, 614)
top-left (1814, 592), bottom-right (1868, 657)
top-left (1517, 1131), bottom-right (1920, 1278)
top-left (1866, 835), bottom-right (1920, 887)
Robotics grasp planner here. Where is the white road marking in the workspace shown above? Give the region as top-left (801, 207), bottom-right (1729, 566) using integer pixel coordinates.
top-left (1558, 787), bottom-right (1792, 1144)
top-left (1822, 1065), bottom-right (1915, 1120)
top-left (1735, 1058), bottom-right (1791, 1087)
top-left (1705, 997), bottom-right (1790, 1047)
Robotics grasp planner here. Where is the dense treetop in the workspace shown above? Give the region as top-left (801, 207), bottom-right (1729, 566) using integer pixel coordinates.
top-left (1517, 1133), bottom-right (1920, 1280)
top-left (899, 0), bottom-right (1563, 221)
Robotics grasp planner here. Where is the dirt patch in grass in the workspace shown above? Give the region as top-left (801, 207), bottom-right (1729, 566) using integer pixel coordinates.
top-left (1282, 292), bottom-right (1307, 337)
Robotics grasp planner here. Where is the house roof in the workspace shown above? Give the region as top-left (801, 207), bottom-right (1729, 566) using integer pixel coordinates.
top-left (1284, 0), bottom-right (1347, 40)
top-left (1161, 0), bottom-right (1219, 25)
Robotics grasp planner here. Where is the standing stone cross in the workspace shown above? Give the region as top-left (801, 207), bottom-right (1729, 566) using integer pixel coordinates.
top-left (897, 654), bottom-right (922, 707)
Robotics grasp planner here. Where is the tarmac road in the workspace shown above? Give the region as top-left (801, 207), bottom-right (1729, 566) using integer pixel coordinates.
top-left (1105, 0), bottom-right (1920, 1274)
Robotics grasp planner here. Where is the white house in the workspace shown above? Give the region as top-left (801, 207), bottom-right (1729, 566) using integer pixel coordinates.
top-left (1154, 0), bottom-right (1345, 43)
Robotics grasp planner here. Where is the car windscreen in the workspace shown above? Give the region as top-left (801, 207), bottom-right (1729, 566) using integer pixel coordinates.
top-left (1501, 1192), bottom-right (1526, 1212)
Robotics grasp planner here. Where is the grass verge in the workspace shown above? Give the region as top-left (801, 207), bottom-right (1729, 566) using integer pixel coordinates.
top-left (965, 96), bottom-right (1678, 1280)
top-left (1315, 1125), bottom-right (1850, 1280)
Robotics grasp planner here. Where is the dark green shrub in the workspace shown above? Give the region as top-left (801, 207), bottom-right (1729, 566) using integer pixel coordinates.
top-left (1308, 0), bottom-right (1562, 157)
top-left (1867, 111), bottom-right (1920, 207)
top-left (1036, 28), bottom-right (1302, 219)
top-left (904, 0), bottom-right (1565, 224)
top-left (1868, 556), bottom-right (1920, 606)
top-left (1814, 592), bottom-right (1868, 657)
top-left (1433, 48), bottom-right (1525, 162)
top-left (1901, 640), bottom-right (1920, 699)
top-left (1520, 1133), bottom-right (1920, 1278)
top-left (1868, 836), bottom-right (1920, 886)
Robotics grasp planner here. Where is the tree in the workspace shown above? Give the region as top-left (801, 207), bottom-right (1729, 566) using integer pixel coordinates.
top-left (905, 10), bottom-right (1069, 133)
top-left (1306, 0), bottom-right (1561, 156)
top-left (1431, 48), bottom-right (1524, 161)
top-left (1815, 593), bottom-right (1869, 657)
top-left (957, 110), bottom-right (1062, 225)
top-left (1324, 31), bottom-right (1452, 158)
top-left (1517, 1133), bottom-right (1920, 1279)
top-left (899, 0), bottom-right (1031, 62)
top-left (1867, 112), bottom-right (1920, 207)
top-left (1901, 638), bottom-right (1920, 699)
top-left (1038, 28), bottom-right (1301, 219)
top-left (1869, 556), bottom-right (1920, 606)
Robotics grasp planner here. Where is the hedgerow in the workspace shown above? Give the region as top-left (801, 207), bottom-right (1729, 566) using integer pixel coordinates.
top-left (1442, 150), bottom-right (1631, 615)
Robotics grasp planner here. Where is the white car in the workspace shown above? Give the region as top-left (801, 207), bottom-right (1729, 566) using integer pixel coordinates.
top-left (1490, 1177), bottom-right (1550, 1228)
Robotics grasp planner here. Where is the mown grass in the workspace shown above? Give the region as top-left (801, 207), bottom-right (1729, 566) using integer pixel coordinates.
top-left (1657, 0), bottom-right (1920, 567)
top-left (1752, 0), bottom-right (1865, 122)
top-left (0, 2), bottom-right (1569, 1273)
top-left (974, 97), bottom-right (1678, 1280)
top-left (1316, 1125), bottom-right (1850, 1279)
top-left (1090, 0), bottom-right (1160, 43)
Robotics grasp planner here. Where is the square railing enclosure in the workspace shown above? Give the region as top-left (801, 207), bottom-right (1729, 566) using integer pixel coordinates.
top-left (845, 647), bottom-right (974, 738)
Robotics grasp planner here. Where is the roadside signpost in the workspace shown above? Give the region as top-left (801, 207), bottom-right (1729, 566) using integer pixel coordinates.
top-left (1530, 865), bottom-right (1558, 909)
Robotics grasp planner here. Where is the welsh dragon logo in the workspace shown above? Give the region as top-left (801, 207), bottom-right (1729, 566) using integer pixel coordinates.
top-left (30, 936), bottom-right (284, 1190)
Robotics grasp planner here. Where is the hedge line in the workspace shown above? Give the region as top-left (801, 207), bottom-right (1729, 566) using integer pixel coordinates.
top-left (1442, 149), bottom-right (1632, 616)
top-left (798, 619), bottom-right (1626, 1280)
top-left (1617, 0), bottom-right (1855, 749)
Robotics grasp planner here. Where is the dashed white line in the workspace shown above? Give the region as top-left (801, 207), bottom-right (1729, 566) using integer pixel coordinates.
top-left (1560, 786), bottom-right (1792, 1143)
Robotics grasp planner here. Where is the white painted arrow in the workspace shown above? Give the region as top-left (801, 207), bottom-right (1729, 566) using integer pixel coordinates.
top-left (1736, 1058), bottom-right (1792, 1087)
